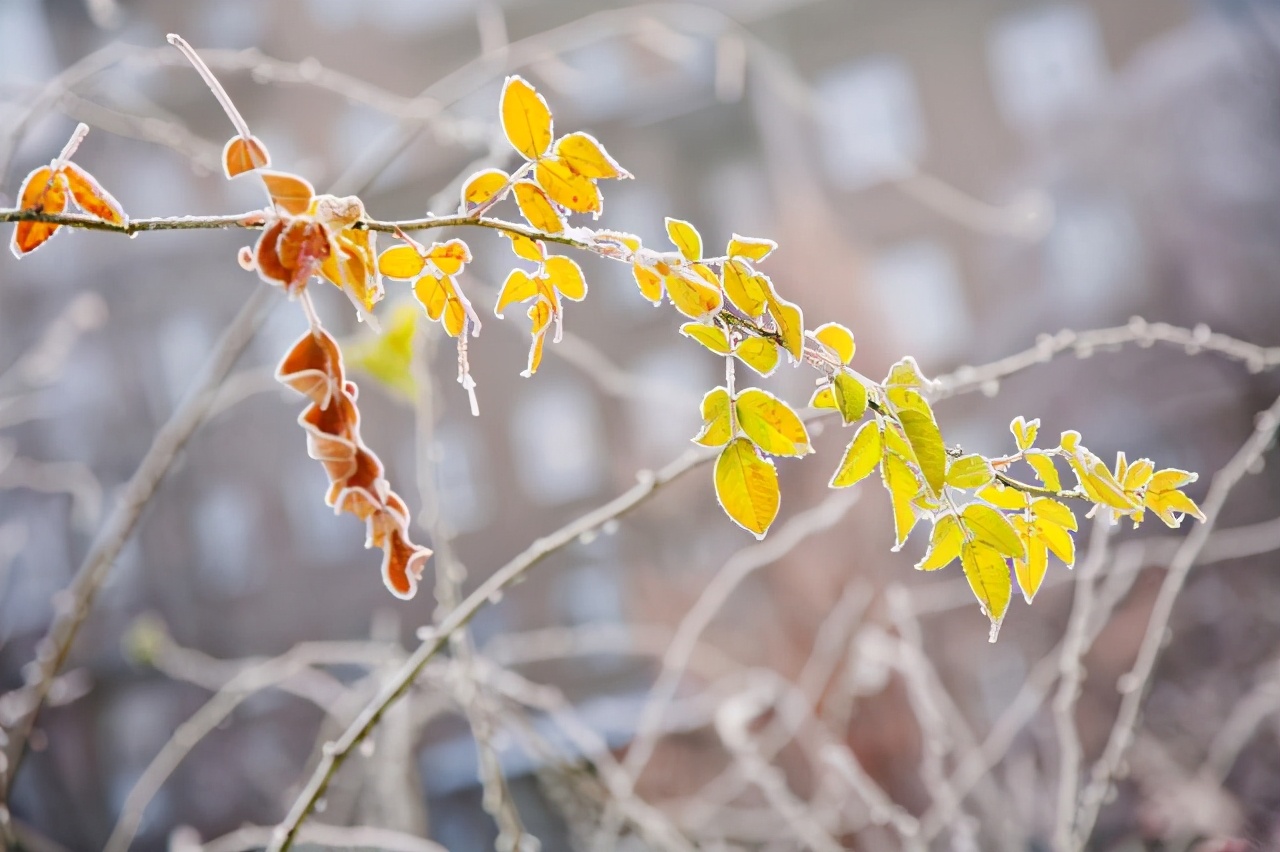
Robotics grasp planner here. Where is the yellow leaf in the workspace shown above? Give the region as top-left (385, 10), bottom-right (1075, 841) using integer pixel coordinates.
top-left (735, 389), bottom-right (811, 457)
top-left (727, 234), bottom-right (776, 262)
top-left (898, 407), bottom-right (947, 496)
top-left (961, 540), bottom-right (1013, 636)
top-left (766, 288), bottom-right (804, 361)
top-left (1077, 456), bottom-right (1139, 510)
top-left (681, 322), bottom-right (731, 354)
top-left (735, 338), bottom-right (779, 376)
top-left (1034, 516), bottom-right (1075, 566)
top-left (544, 255), bottom-right (586, 301)
top-left (809, 385), bottom-right (836, 410)
top-left (513, 181), bottom-right (563, 233)
top-left (665, 217), bottom-right (702, 261)
top-left (722, 259), bottom-right (767, 318)
top-left (813, 322), bottom-right (855, 365)
top-left (947, 454), bottom-right (994, 490)
top-left (596, 230), bottom-right (641, 253)
top-left (426, 238), bottom-right (471, 275)
top-left (1147, 468), bottom-right (1197, 494)
top-left (523, 297), bottom-right (554, 376)
top-left (1025, 451), bottom-right (1062, 492)
top-left (977, 481), bottom-right (1031, 511)
top-left (884, 424), bottom-right (915, 463)
top-left (413, 273), bottom-right (450, 321)
top-left (830, 421), bottom-right (882, 488)
top-left (553, 132), bottom-right (629, 179)
top-left (884, 357), bottom-right (926, 391)
top-left (665, 265), bottom-right (723, 319)
top-left (1123, 458), bottom-right (1155, 492)
top-left (378, 244), bottom-right (426, 279)
top-left (633, 264), bottom-right (664, 304)
top-left (496, 269), bottom-right (538, 317)
top-left (917, 514), bottom-right (962, 571)
top-left (1010, 517), bottom-right (1049, 603)
top-left (461, 168), bottom-right (510, 208)
top-left (1031, 497), bottom-right (1077, 531)
top-left (441, 286), bottom-right (469, 337)
top-left (715, 437), bottom-right (780, 538)
top-left (694, 387), bottom-right (733, 447)
top-left (1010, 416), bottom-right (1039, 451)
top-left (536, 158), bottom-right (602, 215)
top-left (505, 232), bottom-right (544, 262)
top-left (500, 75), bottom-right (553, 160)
top-left (346, 302), bottom-right (419, 399)
top-left (832, 370), bottom-right (867, 425)
top-left (961, 503), bottom-right (1025, 559)
top-left (882, 451), bottom-right (922, 548)
top-left (1146, 489), bottom-right (1206, 527)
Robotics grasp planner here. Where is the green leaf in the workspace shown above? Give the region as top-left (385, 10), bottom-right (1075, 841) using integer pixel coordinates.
top-left (832, 370), bottom-right (867, 425)
top-left (715, 437), bottom-right (780, 538)
top-left (830, 420), bottom-right (882, 488)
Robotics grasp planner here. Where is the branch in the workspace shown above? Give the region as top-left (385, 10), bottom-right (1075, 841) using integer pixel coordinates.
top-left (267, 445), bottom-right (717, 852)
top-left (0, 285), bottom-right (274, 800)
top-left (1072, 388), bottom-right (1280, 846)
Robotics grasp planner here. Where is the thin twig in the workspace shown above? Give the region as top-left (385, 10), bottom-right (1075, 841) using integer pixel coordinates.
top-left (267, 445), bottom-right (717, 852)
top-left (0, 286), bottom-right (274, 801)
top-left (1073, 389), bottom-right (1280, 847)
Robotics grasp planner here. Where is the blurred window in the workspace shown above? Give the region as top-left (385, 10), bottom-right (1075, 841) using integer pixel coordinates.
top-left (987, 3), bottom-right (1108, 132)
top-left (1044, 192), bottom-right (1143, 318)
top-left (510, 380), bottom-right (605, 504)
top-left (816, 56), bottom-right (926, 191)
top-left (431, 422), bottom-right (491, 534)
top-left (627, 346), bottom-right (711, 464)
top-left (194, 484), bottom-right (258, 596)
top-left (869, 240), bottom-right (971, 362)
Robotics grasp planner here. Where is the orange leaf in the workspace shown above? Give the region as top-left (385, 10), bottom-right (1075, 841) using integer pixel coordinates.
top-left (261, 170), bottom-right (315, 216)
top-left (513, 181), bottom-right (563, 233)
top-left (222, 135), bottom-right (271, 178)
top-left (553, 132), bottom-right (630, 179)
top-left (10, 166), bottom-right (68, 257)
top-left (500, 76), bottom-right (553, 160)
top-left (535, 158), bottom-right (601, 215)
top-left (60, 162), bottom-right (125, 224)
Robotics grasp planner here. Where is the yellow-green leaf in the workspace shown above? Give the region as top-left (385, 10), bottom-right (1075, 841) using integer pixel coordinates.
top-left (809, 385), bottom-right (836, 410)
top-left (1010, 517), bottom-right (1048, 603)
top-left (681, 322), bottom-right (731, 354)
top-left (813, 322), bottom-right (855, 365)
top-left (961, 503), bottom-right (1025, 559)
top-left (832, 370), bottom-right (867, 425)
top-left (544, 255), bottom-right (586, 301)
top-left (767, 291), bottom-right (805, 361)
top-left (513, 181), bottom-right (563, 233)
top-left (882, 451), bottom-right (922, 548)
top-left (917, 514), bottom-right (962, 571)
top-left (665, 217), bottom-right (702, 261)
top-left (346, 302), bottom-right (418, 399)
top-left (500, 75), bottom-right (553, 160)
top-left (715, 437), bottom-right (780, 538)
top-left (1010, 416), bottom-right (1039, 451)
top-left (735, 389), bottom-right (810, 457)
top-left (947, 454), bottom-right (994, 490)
top-left (830, 420), bottom-right (882, 488)
top-left (1031, 497), bottom-right (1077, 531)
top-left (461, 168), bottom-right (509, 208)
top-left (961, 540), bottom-right (1013, 637)
top-left (1025, 451), bottom-right (1062, 492)
top-left (722, 259), bottom-right (767, 318)
top-left (1034, 516), bottom-right (1075, 566)
top-left (884, 356), bottom-right (926, 391)
top-left (898, 408), bottom-right (947, 497)
top-left (727, 234), bottom-right (776, 262)
top-left (735, 337), bottom-right (779, 376)
top-left (694, 386), bottom-right (733, 447)
top-left (553, 132), bottom-right (629, 179)
top-left (977, 481), bottom-right (1030, 511)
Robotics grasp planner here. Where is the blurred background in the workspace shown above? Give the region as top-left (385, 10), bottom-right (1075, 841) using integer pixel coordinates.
top-left (3, 0), bottom-right (1280, 849)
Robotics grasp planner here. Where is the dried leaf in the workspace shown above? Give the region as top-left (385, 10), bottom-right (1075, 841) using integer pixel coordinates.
top-left (223, 134), bottom-right (270, 178)
top-left (261, 170), bottom-right (315, 216)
